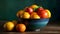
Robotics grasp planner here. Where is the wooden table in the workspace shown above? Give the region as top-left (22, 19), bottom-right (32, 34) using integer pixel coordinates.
top-left (0, 25), bottom-right (60, 34)
top-left (0, 32), bottom-right (60, 34)
top-left (0, 21), bottom-right (60, 34)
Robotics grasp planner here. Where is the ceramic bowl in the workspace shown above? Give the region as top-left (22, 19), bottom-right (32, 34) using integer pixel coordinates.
top-left (21, 18), bottom-right (49, 31)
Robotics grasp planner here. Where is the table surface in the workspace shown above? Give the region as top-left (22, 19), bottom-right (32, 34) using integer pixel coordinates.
top-left (0, 21), bottom-right (60, 34)
top-left (0, 25), bottom-right (60, 34)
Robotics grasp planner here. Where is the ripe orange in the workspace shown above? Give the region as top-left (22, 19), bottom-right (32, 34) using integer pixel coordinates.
top-left (16, 10), bottom-right (24, 18)
top-left (3, 22), bottom-right (15, 31)
top-left (30, 12), bottom-right (40, 19)
top-left (22, 12), bottom-right (30, 19)
top-left (16, 24), bottom-right (26, 32)
top-left (45, 9), bottom-right (51, 18)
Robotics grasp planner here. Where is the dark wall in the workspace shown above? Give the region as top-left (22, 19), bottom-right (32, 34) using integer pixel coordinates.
top-left (0, 0), bottom-right (59, 22)
top-left (0, 0), bottom-right (35, 20)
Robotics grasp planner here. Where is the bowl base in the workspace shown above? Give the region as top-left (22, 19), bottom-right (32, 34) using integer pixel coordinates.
top-left (34, 29), bottom-right (40, 32)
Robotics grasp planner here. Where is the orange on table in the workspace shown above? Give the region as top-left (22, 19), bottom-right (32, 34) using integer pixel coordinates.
top-left (16, 24), bottom-right (26, 32)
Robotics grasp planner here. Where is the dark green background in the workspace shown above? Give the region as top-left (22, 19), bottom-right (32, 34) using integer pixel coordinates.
top-left (0, 0), bottom-right (59, 22)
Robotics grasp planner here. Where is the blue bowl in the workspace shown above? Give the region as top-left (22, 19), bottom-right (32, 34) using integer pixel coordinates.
top-left (22, 18), bottom-right (49, 31)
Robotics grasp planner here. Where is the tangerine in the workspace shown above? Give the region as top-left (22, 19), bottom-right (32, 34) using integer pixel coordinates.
top-left (16, 24), bottom-right (26, 32)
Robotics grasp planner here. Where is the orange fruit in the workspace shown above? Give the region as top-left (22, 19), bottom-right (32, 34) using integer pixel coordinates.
top-left (22, 12), bottom-right (30, 19)
top-left (16, 24), bottom-right (26, 32)
top-left (16, 10), bottom-right (24, 18)
top-left (31, 12), bottom-right (37, 15)
top-left (45, 9), bottom-right (51, 18)
top-left (30, 12), bottom-right (37, 18)
top-left (31, 14), bottom-right (40, 19)
top-left (30, 12), bottom-right (40, 19)
top-left (3, 22), bottom-right (15, 31)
